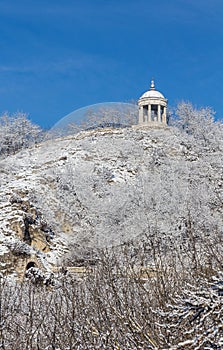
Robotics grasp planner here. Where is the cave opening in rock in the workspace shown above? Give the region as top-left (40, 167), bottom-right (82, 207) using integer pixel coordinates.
top-left (26, 261), bottom-right (36, 270)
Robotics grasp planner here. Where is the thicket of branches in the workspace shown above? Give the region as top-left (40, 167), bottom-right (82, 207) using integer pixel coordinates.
top-left (172, 102), bottom-right (223, 150)
top-left (50, 104), bottom-right (138, 137)
top-left (0, 112), bottom-right (43, 157)
top-left (0, 231), bottom-right (222, 349)
top-left (80, 104), bottom-right (138, 129)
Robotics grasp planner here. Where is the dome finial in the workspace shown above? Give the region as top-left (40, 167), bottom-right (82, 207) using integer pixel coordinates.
top-left (150, 78), bottom-right (155, 90)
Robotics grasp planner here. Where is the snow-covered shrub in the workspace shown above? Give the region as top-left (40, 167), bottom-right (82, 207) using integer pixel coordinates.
top-left (5, 239), bottom-right (31, 257)
top-left (25, 267), bottom-right (54, 285)
top-left (156, 274), bottom-right (223, 349)
top-left (9, 193), bottom-right (23, 204)
top-left (0, 112), bottom-right (43, 157)
top-left (173, 102), bottom-right (223, 151)
top-left (0, 240), bottom-right (222, 349)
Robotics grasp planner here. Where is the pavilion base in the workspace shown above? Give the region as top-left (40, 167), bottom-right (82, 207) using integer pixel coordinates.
top-left (132, 122), bottom-right (168, 130)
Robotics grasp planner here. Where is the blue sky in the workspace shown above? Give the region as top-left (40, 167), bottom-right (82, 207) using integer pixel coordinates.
top-left (0, 0), bottom-right (223, 128)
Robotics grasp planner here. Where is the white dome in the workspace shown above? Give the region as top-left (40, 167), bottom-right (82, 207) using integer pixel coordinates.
top-left (140, 89), bottom-right (164, 99)
top-left (139, 79), bottom-right (165, 100)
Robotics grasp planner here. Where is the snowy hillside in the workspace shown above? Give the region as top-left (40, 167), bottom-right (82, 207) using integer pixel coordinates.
top-left (0, 116), bottom-right (223, 275)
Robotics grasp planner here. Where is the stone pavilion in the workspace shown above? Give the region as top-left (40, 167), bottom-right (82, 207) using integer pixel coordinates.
top-left (138, 80), bottom-right (168, 126)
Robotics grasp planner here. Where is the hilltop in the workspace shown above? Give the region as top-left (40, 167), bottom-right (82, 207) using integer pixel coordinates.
top-left (0, 113), bottom-right (223, 277)
top-left (0, 104), bottom-right (223, 348)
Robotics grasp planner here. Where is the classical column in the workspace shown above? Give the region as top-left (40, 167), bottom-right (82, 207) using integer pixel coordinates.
top-left (158, 105), bottom-right (161, 123)
top-left (163, 107), bottom-right (167, 124)
top-left (139, 106), bottom-right (143, 124)
top-left (148, 104), bottom-right (151, 122)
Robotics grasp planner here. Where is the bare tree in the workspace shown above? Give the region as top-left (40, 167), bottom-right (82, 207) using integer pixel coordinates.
top-left (0, 112), bottom-right (43, 157)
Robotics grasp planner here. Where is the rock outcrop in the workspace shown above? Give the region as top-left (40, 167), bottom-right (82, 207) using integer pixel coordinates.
top-left (0, 189), bottom-right (53, 278)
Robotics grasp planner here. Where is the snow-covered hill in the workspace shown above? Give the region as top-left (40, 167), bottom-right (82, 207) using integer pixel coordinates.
top-left (0, 124), bottom-right (223, 276)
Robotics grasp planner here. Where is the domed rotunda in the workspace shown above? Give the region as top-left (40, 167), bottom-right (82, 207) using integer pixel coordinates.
top-left (138, 80), bottom-right (168, 126)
